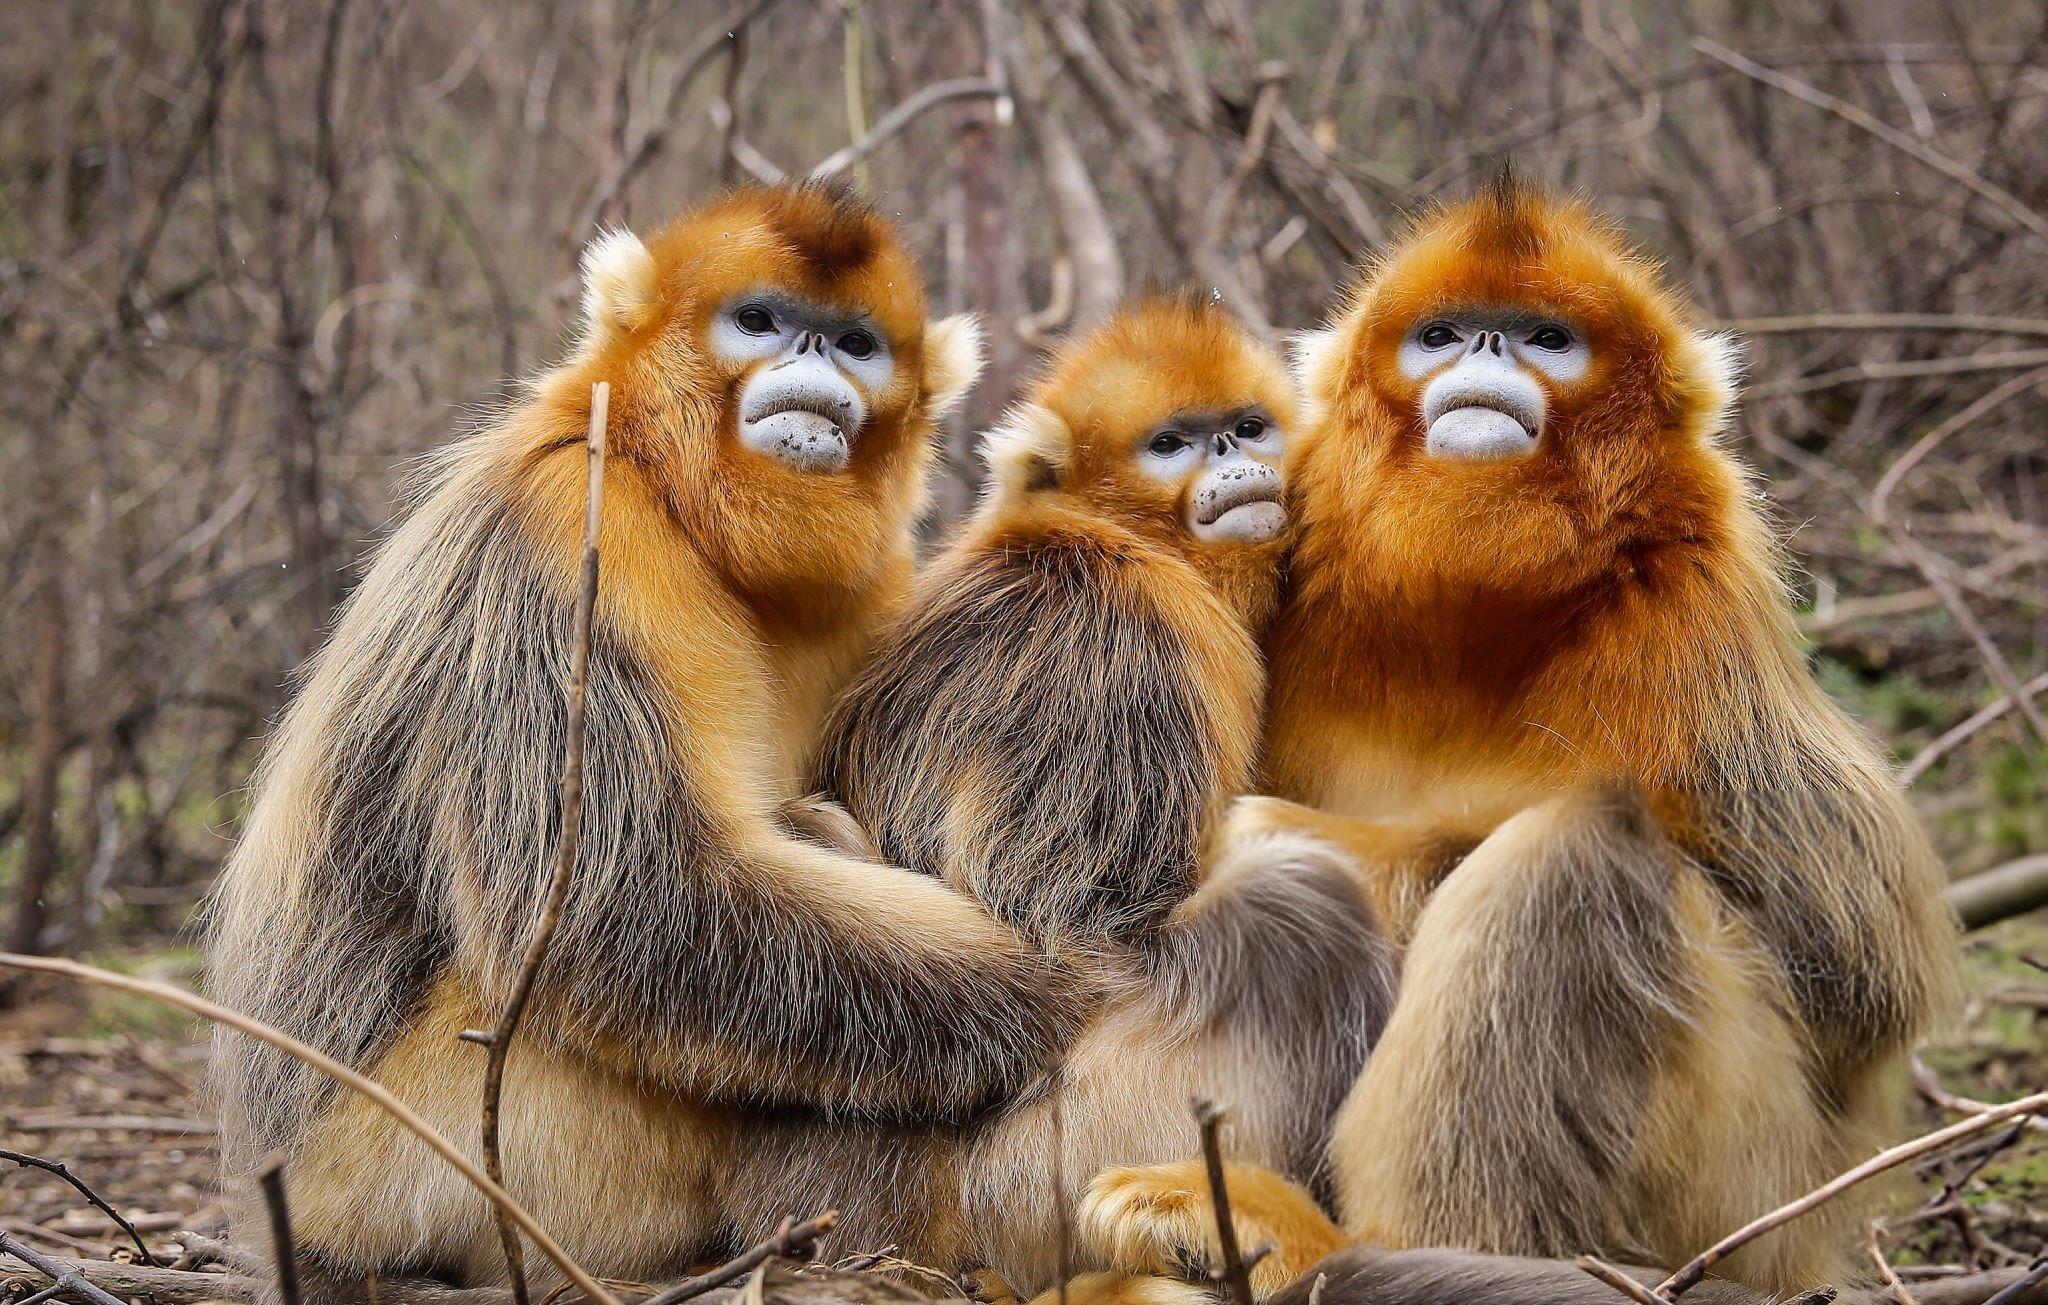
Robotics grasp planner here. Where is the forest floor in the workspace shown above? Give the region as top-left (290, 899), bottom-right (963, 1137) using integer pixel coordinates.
top-left (1, 921), bottom-right (2046, 1301)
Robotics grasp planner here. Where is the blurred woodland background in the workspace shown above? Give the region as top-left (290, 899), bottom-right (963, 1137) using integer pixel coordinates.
top-left (2, 2), bottom-right (2048, 996)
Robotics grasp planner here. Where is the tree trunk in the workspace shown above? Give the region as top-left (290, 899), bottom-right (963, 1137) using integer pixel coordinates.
top-left (9, 516), bottom-right (71, 956)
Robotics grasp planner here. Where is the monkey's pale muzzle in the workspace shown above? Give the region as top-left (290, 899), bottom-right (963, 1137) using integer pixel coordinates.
top-left (1191, 462), bottom-right (1286, 542)
top-left (1421, 357), bottom-right (1544, 463)
top-left (739, 354), bottom-right (866, 473)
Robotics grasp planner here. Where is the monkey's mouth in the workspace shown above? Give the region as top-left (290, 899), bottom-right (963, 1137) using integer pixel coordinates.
top-left (1191, 476), bottom-right (1286, 542)
top-left (1424, 395), bottom-right (1542, 463)
top-left (738, 371), bottom-right (866, 474)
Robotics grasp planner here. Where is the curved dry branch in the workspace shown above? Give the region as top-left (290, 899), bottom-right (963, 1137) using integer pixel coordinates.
top-left (0, 952), bottom-right (622, 1305)
top-left (809, 78), bottom-right (1003, 180)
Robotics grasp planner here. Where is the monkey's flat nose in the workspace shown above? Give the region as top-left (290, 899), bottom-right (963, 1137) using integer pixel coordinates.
top-left (1486, 331), bottom-right (1505, 356)
top-left (1211, 432), bottom-right (1231, 456)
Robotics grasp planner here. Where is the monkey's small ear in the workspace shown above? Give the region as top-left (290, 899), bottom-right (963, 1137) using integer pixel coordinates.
top-left (1287, 327), bottom-right (1345, 424)
top-left (579, 227), bottom-right (660, 343)
top-left (923, 313), bottom-right (986, 420)
top-left (1679, 330), bottom-right (1745, 437)
top-left (981, 402), bottom-right (1069, 500)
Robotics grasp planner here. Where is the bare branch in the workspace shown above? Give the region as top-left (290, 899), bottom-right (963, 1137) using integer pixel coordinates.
top-left (475, 381), bottom-right (608, 1305)
top-left (0, 953), bottom-right (623, 1305)
top-left (1694, 39), bottom-right (2048, 245)
top-left (1655, 1089), bottom-right (2048, 1299)
top-left (810, 78), bottom-right (1003, 180)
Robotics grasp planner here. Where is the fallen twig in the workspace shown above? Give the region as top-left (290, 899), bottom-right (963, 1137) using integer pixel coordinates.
top-left (0, 951), bottom-right (622, 1305)
top-left (1192, 1097), bottom-right (1255, 1305)
top-left (0, 1232), bottom-right (127, 1305)
top-left (641, 1211), bottom-right (840, 1305)
top-left (474, 379), bottom-right (607, 1305)
top-left (172, 1229), bottom-right (267, 1276)
top-left (1655, 1088), bottom-right (2048, 1300)
top-left (1944, 858), bottom-right (2048, 933)
top-left (0, 1148), bottom-right (159, 1266)
top-left (1985, 1263), bottom-right (2048, 1305)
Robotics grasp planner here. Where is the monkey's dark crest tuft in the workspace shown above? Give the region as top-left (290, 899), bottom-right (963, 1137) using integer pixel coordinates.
top-left (1469, 160), bottom-right (1545, 262)
top-left (749, 179), bottom-right (887, 282)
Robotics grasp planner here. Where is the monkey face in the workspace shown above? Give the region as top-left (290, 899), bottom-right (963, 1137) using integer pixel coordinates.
top-left (1132, 408), bottom-right (1287, 542)
top-left (1290, 173), bottom-right (1738, 586)
top-left (709, 289), bottom-right (896, 474)
top-left (1395, 312), bottom-right (1590, 462)
top-left (986, 297), bottom-right (1296, 553)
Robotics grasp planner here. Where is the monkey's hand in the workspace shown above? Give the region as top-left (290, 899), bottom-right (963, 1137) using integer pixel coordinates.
top-left (779, 792), bottom-right (884, 860)
top-left (1219, 795), bottom-right (1515, 946)
top-left (1078, 1160), bottom-right (1345, 1302)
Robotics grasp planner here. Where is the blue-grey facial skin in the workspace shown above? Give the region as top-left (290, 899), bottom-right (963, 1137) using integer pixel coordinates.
top-left (1135, 409), bottom-right (1287, 543)
top-left (710, 290), bottom-right (897, 473)
top-left (1396, 311), bottom-right (1590, 463)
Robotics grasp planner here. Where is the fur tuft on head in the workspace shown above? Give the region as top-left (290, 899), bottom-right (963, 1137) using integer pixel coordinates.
top-left (924, 314), bottom-right (987, 421)
top-left (579, 227), bottom-right (659, 345)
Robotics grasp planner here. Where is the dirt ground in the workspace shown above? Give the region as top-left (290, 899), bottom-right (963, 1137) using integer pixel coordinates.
top-left (2, 917), bottom-right (2046, 1300)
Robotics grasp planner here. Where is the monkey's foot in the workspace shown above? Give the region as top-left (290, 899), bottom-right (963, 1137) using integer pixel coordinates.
top-left (1078, 1161), bottom-right (1345, 1301)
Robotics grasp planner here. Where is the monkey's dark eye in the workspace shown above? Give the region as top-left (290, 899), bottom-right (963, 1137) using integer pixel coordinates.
top-left (837, 329), bottom-right (877, 359)
top-left (1234, 417), bottom-right (1267, 441)
top-left (1419, 322), bottom-right (1460, 348)
top-left (1528, 324), bottom-right (1573, 350)
top-left (1148, 431), bottom-right (1190, 457)
top-left (734, 305), bottom-right (775, 335)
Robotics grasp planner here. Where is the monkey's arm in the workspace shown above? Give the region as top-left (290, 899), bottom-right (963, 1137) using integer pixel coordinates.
top-left (436, 592), bottom-right (1094, 1120)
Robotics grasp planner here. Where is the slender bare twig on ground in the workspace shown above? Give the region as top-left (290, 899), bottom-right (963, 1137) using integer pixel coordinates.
top-left (1984, 1263), bottom-right (2048, 1305)
top-left (255, 1153), bottom-right (302, 1305)
top-left (1867, 1221), bottom-right (1921, 1305)
top-left (471, 380), bottom-right (608, 1305)
top-left (640, 1211), bottom-right (840, 1305)
top-left (173, 1230), bottom-right (268, 1276)
top-left (1654, 1090), bottom-right (2048, 1300)
top-left (1192, 1097), bottom-right (1256, 1305)
top-left (0, 1148), bottom-right (160, 1266)
top-left (1576, 1255), bottom-right (1665, 1305)
top-left (0, 1232), bottom-right (128, 1305)
top-left (1944, 858), bottom-right (2048, 933)
top-left (0, 952), bottom-right (622, 1305)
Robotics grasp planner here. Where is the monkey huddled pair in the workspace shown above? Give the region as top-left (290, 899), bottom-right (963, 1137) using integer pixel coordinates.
top-left (209, 178), bottom-right (1955, 1305)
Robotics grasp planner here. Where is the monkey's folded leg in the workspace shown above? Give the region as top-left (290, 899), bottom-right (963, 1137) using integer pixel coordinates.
top-left (1328, 790), bottom-right (1849, 1294)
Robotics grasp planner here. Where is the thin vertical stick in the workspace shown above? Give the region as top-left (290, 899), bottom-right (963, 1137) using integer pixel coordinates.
top-left (255, 1153), bottom-right (302, 1305)
top-left (477, 380), bottom-right (608, 1305)
top-left (1192, 1097), bottom-right (1255, 1305)
top-left (1052, 1092), bottom-right (1071, 1305)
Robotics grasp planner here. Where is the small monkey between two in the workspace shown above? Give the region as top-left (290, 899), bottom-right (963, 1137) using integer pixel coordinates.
top-left (809, 298), bottom-right (1395, 1294)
